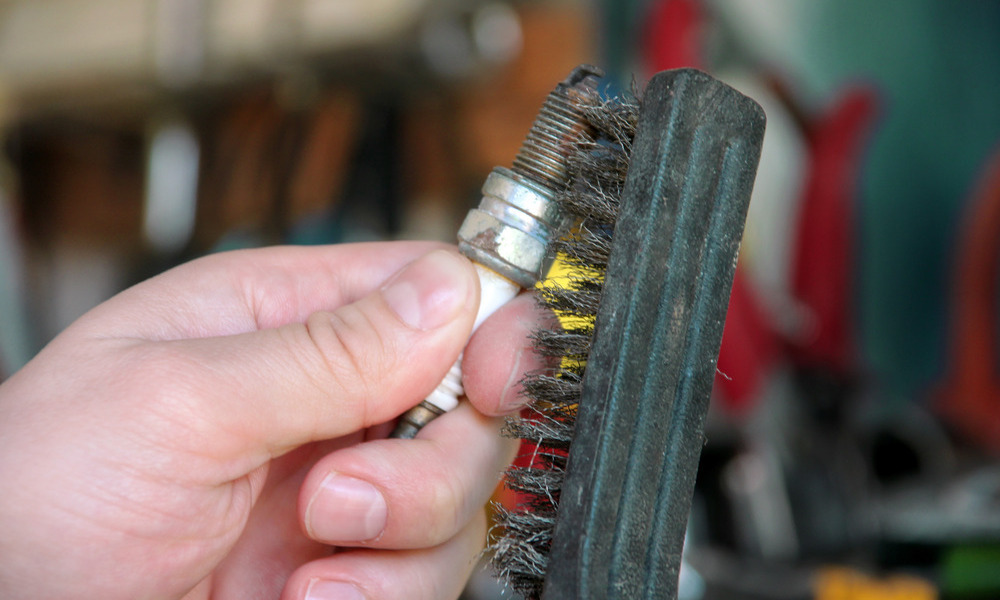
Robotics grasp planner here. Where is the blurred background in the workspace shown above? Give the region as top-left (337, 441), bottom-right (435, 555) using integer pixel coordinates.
top-left (1, 0), bottom-right (999, 598)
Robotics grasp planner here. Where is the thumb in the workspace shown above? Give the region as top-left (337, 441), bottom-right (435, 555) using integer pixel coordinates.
top-left (157, 249), bottom-right (480, 458)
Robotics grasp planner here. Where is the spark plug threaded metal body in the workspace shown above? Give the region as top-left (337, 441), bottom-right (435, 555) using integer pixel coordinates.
top-left (458, 66), bottom-right (603, 287)
top-left (513, 66), bottom-right (602, 192)
top-left (391, 65), bottom-right (603, 439)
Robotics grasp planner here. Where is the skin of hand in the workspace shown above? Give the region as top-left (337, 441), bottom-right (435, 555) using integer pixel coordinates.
top-left (0, 242), bottom-right (547, 600)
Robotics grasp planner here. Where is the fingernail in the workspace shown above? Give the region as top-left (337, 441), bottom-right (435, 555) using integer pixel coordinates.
top-left (498, 346), bottom-right (548, 413)
top-left (497, 303), bottom-right (559, 413)
top-left (306, 474), bottom-right (387, 543)
top-left (305, 579), bottom-right (366, 600)
top-left (382, 250), bottom-right (472, 331)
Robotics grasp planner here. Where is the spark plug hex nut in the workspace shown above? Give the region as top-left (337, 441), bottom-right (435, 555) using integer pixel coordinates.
top-left (458, 167), bottom-right (564, 287)
top-left (482, 167), bottom-right (565, 230)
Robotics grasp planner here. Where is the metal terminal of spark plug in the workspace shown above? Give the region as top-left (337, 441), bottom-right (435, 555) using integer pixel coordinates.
top-left (390, 65), bottom-right (603, 439)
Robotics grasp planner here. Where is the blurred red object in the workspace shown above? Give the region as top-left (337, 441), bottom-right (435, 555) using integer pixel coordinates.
top-left (642, 0), bottom-right (704, 72)
top-left (716, 87), bottom-right (878, 413)
top-left (790, 86), bottom-right (879, 374)
top-left (934, 145), bottom-right (1000, 454)
top-left (716, 269), bottom-right (780, 413)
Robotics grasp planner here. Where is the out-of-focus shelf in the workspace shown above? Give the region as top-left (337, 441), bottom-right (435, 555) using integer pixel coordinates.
top-left (0, 0), bottom-right (461, 120)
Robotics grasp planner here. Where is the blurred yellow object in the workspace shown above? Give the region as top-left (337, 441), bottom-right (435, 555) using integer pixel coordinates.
top-left (814, 567), bottom-right (936, 600)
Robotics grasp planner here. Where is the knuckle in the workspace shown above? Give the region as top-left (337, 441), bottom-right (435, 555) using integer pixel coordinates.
top-left (114, 341), bottom-right (221, 455)
top-left (300, 304), bottom-right (396, 407)
top-left (423, 450), bottom-right (469, 543)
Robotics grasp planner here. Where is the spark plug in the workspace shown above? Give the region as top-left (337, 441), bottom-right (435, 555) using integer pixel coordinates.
top-left (390, 65), bottom-right (603, 439)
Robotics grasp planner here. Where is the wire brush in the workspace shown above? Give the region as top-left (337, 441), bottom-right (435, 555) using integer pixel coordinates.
top-left (489, 69), bottom-right (766, 599)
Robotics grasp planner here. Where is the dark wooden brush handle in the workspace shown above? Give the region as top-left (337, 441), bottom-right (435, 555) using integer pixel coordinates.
top-left (542, 68), bottom-right (765, 600)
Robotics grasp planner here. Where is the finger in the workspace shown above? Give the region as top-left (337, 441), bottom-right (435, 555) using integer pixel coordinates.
top-left (282, 512), bottom-right (488, 600)
top-left (298, 402), bottom-right (517, 548)
top-left (207, 442), bottom-right (346, 599)
top-left (69, 241), bottom-right (451, 341)
top-left (462, 292), bottom-right (556, 416)
top-left (115, 249), bottom-right (481, 460)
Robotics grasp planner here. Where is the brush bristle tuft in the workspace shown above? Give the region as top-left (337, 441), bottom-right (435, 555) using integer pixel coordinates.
top-left (488, 93), bottom-right (639, 599)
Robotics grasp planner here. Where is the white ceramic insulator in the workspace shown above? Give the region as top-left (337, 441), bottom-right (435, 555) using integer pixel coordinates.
top-left (422, 263), bottom-right (521, 412)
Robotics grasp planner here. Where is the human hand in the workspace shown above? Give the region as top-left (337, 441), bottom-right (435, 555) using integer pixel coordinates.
top-left (0, 242), bottom-right (545, 600)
